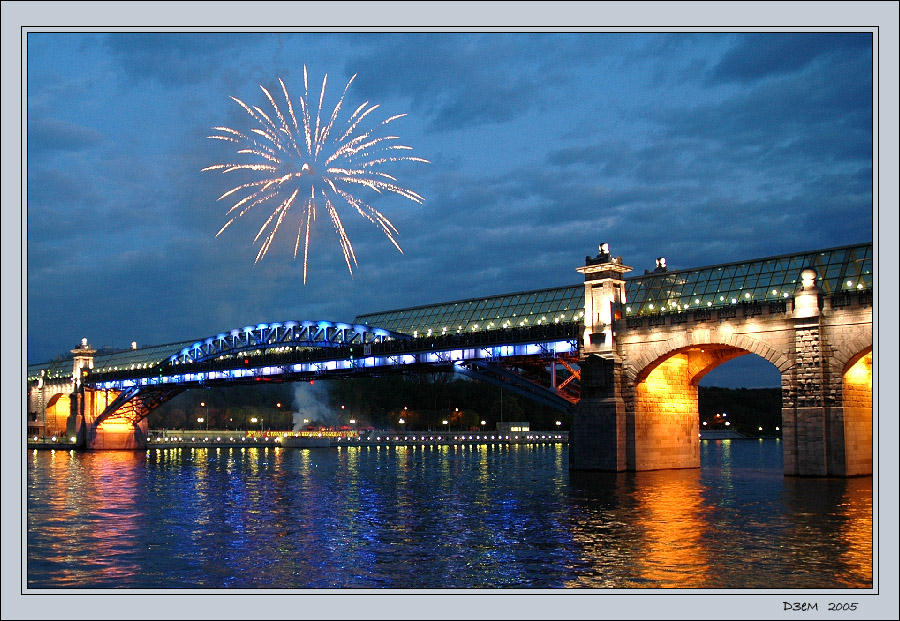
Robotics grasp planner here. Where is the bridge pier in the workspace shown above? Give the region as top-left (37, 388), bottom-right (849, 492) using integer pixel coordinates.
top-left (780, 268), bottom-right (872, 477)
top-left (570, 356), bottom-right (627, 471)
top-left (628, 351), bottom-right (701, 471)
top-left (84, 417), bottom-right (149, 450)
top-left (68, 387), bottom-right (149, 450)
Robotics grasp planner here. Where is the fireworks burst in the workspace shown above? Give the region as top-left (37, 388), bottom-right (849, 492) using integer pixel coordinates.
top-left (204, 67), bottom-right (428, 282)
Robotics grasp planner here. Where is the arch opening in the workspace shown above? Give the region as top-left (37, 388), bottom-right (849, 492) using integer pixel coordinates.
top-left (840, 349), bottom-right (872, 476)
top-left (44, 393), bottom-right (71, 437)
top-left (630, 344), bottom-right (782, 471)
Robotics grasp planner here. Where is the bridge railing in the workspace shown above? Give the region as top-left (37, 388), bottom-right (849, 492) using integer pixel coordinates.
top-left (622, 299), bottom-right (794, 330)
top-left (830, 288), bottom-right (873, 309)
top-left (620, 288), bottom-right (870, 331)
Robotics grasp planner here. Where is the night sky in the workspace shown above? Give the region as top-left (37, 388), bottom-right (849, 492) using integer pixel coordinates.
top-left (24, 30), bottom-right (874, 386)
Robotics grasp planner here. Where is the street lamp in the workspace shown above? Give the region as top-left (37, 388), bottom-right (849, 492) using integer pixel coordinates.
top-left (197, 417), bottom-right (206, 431)
top-left (442, 419), bottom-right (449, 433)
top-left (555, 420), bottom-right (562, 428)
top-left (200, 401), bottom-right (208, 429)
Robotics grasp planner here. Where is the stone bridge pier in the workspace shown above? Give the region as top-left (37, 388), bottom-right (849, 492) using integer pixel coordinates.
top-left (69, 387), bottom-right (150, 450)
top-left (570, 247), bottom-right (873, 477)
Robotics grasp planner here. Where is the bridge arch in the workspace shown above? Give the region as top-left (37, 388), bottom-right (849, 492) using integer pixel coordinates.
top-left (44, 392), bottom-right (71, 437)
top-left (626, 331), bottom-right (790, 385)
top-left (829, 327), bottom-right (874, 378)
top-left (624, 334), bottom-right (787, 472)
top-left (837, 344), bottom-right (872, 476)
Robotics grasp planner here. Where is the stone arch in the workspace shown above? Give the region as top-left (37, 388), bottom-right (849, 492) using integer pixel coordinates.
top-left (623, 332), bottom-right (788, 472)
top-left (626, 332), bottom-right (789, 384)
top-left (843, 345), bottom-right (873, 372)
top-left (838, 344), bottom-right (872, 476)
top-left (44, 392), bottom-right (71, 437)
top-left (831, 327), bottom-right (873, 376)
top-left (82, 386), bottom-right (183, 450)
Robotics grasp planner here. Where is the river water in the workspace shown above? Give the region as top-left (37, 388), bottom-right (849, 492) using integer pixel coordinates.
top-left (26, 439), bottom-right (872, 589)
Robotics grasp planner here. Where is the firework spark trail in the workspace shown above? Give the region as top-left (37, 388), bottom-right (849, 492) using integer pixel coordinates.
top-left (206, 67), bottom-right (427, 282)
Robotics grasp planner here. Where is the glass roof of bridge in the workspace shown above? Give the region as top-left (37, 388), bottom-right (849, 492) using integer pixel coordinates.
top-left (623, 242), bottom-right (872, 316)
top-left (356, 285), bottom-right (586, 338)
top-left (356, 242), bottom-right (872, 334)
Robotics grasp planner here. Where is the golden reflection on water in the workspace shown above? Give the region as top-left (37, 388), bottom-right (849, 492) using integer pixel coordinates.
top-left (33, 450), bottom-right (147, 586)
top-left (836, 477), bottom-right (873, 586)
top-left (566, 468), bottom-right (711, 589)
top-left (627, 469), bottom-right (710, 587)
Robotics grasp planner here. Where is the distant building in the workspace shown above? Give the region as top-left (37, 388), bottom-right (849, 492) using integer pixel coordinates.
top-left (497, 421), bottom-right (530, 432)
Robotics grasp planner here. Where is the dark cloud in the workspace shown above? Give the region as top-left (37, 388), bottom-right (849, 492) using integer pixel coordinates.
top-left (346, 33), bottom-right (614, 132)
top-left (708, 32), bottom-right (871, 84)
top-left (103, 33), bottom-right (268, 86)
top-left (663, 63), bottom-right (872, 147)
top-left (27, 117), bottom-right (102, 154)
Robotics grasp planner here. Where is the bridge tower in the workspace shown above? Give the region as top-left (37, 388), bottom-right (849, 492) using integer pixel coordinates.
top-left (570, 243), bottom-right (633, 470)
top-left (577, 242), bottom-right (632, 356)
top-left (71, 337), bottom-right (95, 387)
top-left (65, 338), bottom-right (96, 444)
top-left (63, 338), bottom-right (149, 449)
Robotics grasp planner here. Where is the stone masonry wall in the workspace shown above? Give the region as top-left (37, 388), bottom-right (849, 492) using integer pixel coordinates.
top-left (630, 352), bottom-right (699, 470)
top-left (841, 352), bottom-right (873, 476)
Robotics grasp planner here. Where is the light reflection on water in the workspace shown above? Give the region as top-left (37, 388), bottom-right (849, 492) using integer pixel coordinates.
top-left (27, 440), bottom-right (871, 589)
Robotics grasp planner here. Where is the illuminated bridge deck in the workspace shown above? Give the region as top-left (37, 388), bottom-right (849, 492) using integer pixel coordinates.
top-left (86, 323), bottom-right (580, 390)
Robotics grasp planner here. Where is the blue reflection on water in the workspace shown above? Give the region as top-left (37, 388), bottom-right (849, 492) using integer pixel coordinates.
top-left (27, 440), bottom-right (871, 589)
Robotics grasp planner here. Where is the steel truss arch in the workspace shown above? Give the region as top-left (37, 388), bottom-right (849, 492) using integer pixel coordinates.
top-left (167, 320), bottom-right (410, 366)
top-left (92, 385), bottom-right (186, 427)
